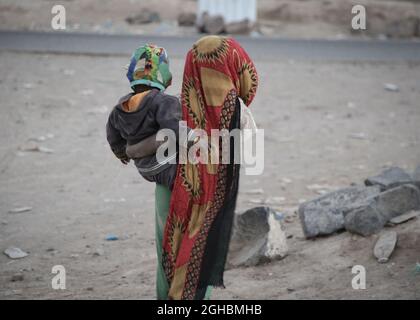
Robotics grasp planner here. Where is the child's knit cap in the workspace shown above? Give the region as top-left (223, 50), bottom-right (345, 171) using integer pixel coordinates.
top-left (126, 44), bottom-right (172, 91)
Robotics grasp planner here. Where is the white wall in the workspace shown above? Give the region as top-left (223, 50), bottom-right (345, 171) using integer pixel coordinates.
top-left (198, 0), bottom-right (257, 24)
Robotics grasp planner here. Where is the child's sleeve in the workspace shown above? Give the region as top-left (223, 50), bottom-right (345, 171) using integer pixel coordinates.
top-left (106, 109), bottom-right (128, 162)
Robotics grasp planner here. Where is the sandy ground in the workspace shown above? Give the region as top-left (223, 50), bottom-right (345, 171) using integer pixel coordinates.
top-left (0, 50), bottom-right (420, 299)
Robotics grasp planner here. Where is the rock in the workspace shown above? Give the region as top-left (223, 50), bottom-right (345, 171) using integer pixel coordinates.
top-left (348, 132), bottom-right (368, 140)
top-left (228, 207), bottom-right (288, 267)
top-left (244, 188), bottom-right (264, 195)
top-left (344, 184), bottom-right (420, 236)
top-left (92, 248), bottom-right (104, 256)
top-left (11, 274), bottom-right (24, 282)
top-left (298, 186), bottom-right (381, 238)
top-left (374, 231), bottom-right (397, 263)
top-left (375, 184), bottom-right (420, 220)
top-left (365, 167), bottom-right (413, 191)
top-left (388, 210), bottom-right (420, 225)
top-left (9, 206), bottom-right (32, 214)
top-left (126, 10), bottom-right (160, 25)
top-left (19, 142), bottom-right (54, 154)
top-left (177, 12), bottom-right (196, 26)
top-left (385, 17), bottom-right (418, 38)
top-left (4, 247), bottom-right (28, 259)
top-left (383, 83), bottom-right (399, 92)
top-left (225, 19), bottom-right (252, 35)
top-left (200, 13), bottom-right (225, 34)
top-left (344, 204), bottom-right (387, 236)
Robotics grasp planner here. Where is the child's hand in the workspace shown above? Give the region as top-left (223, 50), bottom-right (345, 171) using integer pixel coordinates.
top-left (114, 150), bottom-right (130, 165)
top-left (120, 157), bottom-right (130, 165)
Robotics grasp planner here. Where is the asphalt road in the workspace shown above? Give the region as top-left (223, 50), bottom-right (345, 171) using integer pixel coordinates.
top-left (1, 31), bottom-right (420, 61)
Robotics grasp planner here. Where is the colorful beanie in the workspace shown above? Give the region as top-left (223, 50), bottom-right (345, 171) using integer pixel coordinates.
top-left (126, 44), bottom-right (172, 91)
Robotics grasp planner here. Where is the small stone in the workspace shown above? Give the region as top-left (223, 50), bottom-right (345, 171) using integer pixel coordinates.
top-left (11, 274), bottom-right (24, 282)
top-left (374, 231), bottom-right (397, 263)
top-left (266, 197), bottom-right (286, 205)
top-left (9, 207), bottom-right (32, 214)
top-left (348, 132), bottom-right (368, 140)
top-left (247, 199), bottom-right (264, 205)
top-left (244, 188), bottom-right (264, 195)
top-left (384, 83), bottom-right (399, 92)
top-left (19, 142), bottom-right (54, 154)
top-left (281, 178), bottom-right (292, 184)
top-left (105, 234), bottom-right (119, 241)
top-left (4, 247), bottom-right (28, 259)
top-left (365, 167), bottom-right (413, 191)
top-left (388, 210), bottom-right (420, 225)
top-left (414, 263), bottom-right (420, 275)
top-left (93, 248), bottom-right (104, 256)
top-left (23, 83), bottom-right (34, 89)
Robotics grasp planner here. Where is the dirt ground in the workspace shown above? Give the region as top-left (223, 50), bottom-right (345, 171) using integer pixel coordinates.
top-left (0, 50), bottom-right (419, 299)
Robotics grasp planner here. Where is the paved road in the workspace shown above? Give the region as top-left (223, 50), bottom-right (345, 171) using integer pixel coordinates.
top-left (1, 31), bottom-right (420, 61)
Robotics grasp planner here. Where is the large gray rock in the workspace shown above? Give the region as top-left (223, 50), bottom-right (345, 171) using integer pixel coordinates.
top-left (199, 12), bottom-right (225, 34)
top-left (228, 207), bottom-right (288, 268)
top-left (344, 184), bottom-right (420, 236)
top-left (375, 184), bottom-right (420, 220)
top-left (177, 12), bottom-right (196, 26)
top-left (344, 203), bottom-right (387, 236)
top-left (298, 186), bottom-right (381, 238)
top-left (365, 167), bottom-right (413, 191)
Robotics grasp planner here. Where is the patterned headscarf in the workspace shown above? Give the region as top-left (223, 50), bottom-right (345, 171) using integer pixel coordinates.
top-left (126, 44), bottom-right (172, 91)
top-left (162, 36), bottom-right (258, 300)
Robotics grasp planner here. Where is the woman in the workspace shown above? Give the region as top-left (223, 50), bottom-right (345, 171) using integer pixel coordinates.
top-left (130, 35), bottom-right (258, 300)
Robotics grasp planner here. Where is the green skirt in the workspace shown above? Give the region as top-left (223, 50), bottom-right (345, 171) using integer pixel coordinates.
top-left (154, 183), bottom-right (212, 300)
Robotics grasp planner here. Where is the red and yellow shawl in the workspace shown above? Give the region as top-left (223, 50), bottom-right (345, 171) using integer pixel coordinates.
top-left (162, 36), bottom-right (258, 300)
